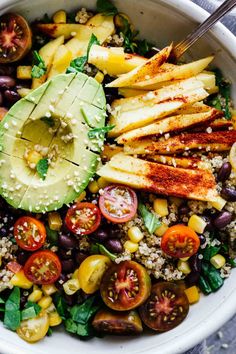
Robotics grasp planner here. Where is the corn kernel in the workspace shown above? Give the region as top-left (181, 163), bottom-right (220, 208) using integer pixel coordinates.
top-left (75, 191), bottom-right (86, 203)
top-left (49, 311), bottom-right (62, 327)
top-left (153, 198), bottom-right (168, 217)
top-left (210, 254), bottom-right (226, 269)
top-left (88, 180), bottom-right (99, 194)
top-left (94, 71), bottom-right (104, 83)
top-left (45, 303), bottom-right (56, 314)
top-left (28, 289), bottom-right (43, 303)
top-left (38, 296), bottom-right (53, 309)
top-left (188, 214), bottom-right (207, 234)
top-left (63, 279), bottom-right (80, 295)
top-left (127, 226), bottom-right (144, 243)
top-left (124, 240), bottom-right (139, 253)
top-left (17, 66), bottom-right (32, 80)
top-left (97, 177), bottom-right (110, 189)
top-left (177, 260), bottom-right (191, 275)
top-left (180, 257), bottom-right (190, 261)
top-left (42, 284), bottom-right (57, 296)
top-left (48, 212), bottom-right (62, 231)
top-left (154, 223), bottom-right (168, 237)
top-left (53, 10), bottom-right (67, 24)
top-left (210, 197), bottom-right (227, 211)
top-left (184, 286), bottom-right (200, 304)
top-left (10, 269), bottom-right (33, 289)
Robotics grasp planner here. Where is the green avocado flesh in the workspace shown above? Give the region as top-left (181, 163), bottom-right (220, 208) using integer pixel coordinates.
top-left (0, 73), bottom-right (106, 212)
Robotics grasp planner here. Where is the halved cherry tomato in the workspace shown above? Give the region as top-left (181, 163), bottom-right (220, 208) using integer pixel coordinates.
top-left (16, 311), bottom-right (49, 343)
top-left (24, 250), bottom-right (61, 285)
top-left (99, 185), bottom-right (138, 223)
top-left (6, 261), bottom-right (22, 273)
top-left (100, 260), bottom-right (151, 311)
top-left (65, 202), bottom-right (101, 235)
top-left (161, 224), bottom-right (200, 258)
top-left (139, 282), bottom-right (189, 332)
top-left (77, 255), bottom-right (111, 294)
top-left (14, 216), bottom-right (46, 251)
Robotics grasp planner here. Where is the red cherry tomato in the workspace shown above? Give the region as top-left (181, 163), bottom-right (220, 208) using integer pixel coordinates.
top-left (65, 202), bottom-right (101, 235)
top-left (99, 185), bottom-right (138, 223)
top-left (14, 216), bottom-right (46, 251)
top-left (161, 224), bottom-right (200, 258)
top-left (24, 250), bottom-right (61, 285)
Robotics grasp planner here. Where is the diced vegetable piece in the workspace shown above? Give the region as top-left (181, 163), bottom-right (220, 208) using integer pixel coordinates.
top-left (188, 215), bottom-right (207, 234)
top-left (28, 289), bottom-right (43, 303)
top-left (97, 177), bottom-right (110, 189)
top-left (38, 296), bottom-right (53, 309)
top-left (177, 260), bottom-right (191, 275)
top-left (210, 254), bottom-right (226, 269)
top-left (48, 212), bottom-right (62, 231)
top-left (128, 226), bottom-right (144, 243)
top-left (229, 142), bottom-right (236, 172)
top-left (184, 286), bottom-right (200, 304)
top-left (154, 223), bottom-right (168, 237)
top-left (53, 10), bottom-right (67, 24)
top-left (49, 311), bottom-right (62, 326)
top-left (153, 198), bottom-right (168, 217)
top-left (17, 65), bottom-right (32, 79)
top-left (63, 279), bottom-right (80, 295)
top-left (17, 88), bottom-right (32, 97)
top-left (210, 197), bottom-right (227, 211)
top-left (10, 269), bottom-right (33, 289)
top-left (88, 180), bottom-right (100, 194)
top-left (207, 266), bottom-right (224, 291)
top-left (94, 71), bottom-right (104, 83)
top-left (198, 276), bottom-right (212, 295)
top-left (42, 284), bottom-right (58, 295)
top-left (124, 240), bottom-right (139, 253)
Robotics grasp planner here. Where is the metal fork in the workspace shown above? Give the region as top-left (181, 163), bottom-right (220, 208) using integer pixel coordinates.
top-left (171, 0), bottom-right (236, 60)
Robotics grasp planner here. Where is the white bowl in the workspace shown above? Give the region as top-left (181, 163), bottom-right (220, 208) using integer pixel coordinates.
top-left (0, 0), bottom-right (235, 353)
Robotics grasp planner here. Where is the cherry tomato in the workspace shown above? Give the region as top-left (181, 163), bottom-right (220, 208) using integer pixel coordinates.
top-left (24, 250), bottom-right (61, 285)
top-left (14, 216), bottom-right (46, 251)
top-left (6, 261), bottom-right (22, 273)
top-left (77, 255), bottom-right (111, 294)
top-left (16, 311), bottom-right (49, 343)
top-left (139, 282), bottom-right (189, 332)
top-left (99, 185), bottom-right (138, 223)
top-left (161, 224), bottom-right (200, 258)
top-left (100, 260), bottom-right (151, 311)
top-left (65, 202), bottom-right (101, 235)
top-left (0, 13), bottom-right (32, 63)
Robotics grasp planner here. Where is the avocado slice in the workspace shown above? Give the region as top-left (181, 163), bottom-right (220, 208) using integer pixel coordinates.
top-left (0, 72), bottom-right (106, 212)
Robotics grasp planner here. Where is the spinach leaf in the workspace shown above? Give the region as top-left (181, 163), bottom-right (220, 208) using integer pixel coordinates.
top-left (136, 39), bottom-right (153, 56)
top-left (70, 296), bottom-right (100, 324)
top-left (46, 226), bottom-right (58, 246)
top-left (31, 50), bottom-right (47, 78)
top-left (4, 287), bottom-right (21, 331)
top-left (138, 201), bottom-right (161, 234)
top-left (40, 116), bottom-right (55, 127)
top-left (229, 258), bottom-right (236, 267)
top-left (21, 301), bottom-right (41, 320)
top-left (65, 318), bottom-right (78, 334)
top-left (0, 297), bottom-right (4, 304)
top-left (91, 243), bottom-right (117, 261)
top-left (53, 293), bottom-right (67, 320)
top-left (88, 125), bottom-right (115, 139)
top-left (203, 245), bottom-right (221, 261)
top-left (36, 158), bottom-right (49, 180)
top-left (87, 33), bottom-right (100, 58)
top-left (47, 327), bottom-right (53, 336)
top-left (118, 16), bottom-right (139, 53)
top-left (96, 0), bottom-right (118, 16)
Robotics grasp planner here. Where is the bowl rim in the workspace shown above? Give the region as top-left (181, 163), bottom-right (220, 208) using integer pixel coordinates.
top-left (0, 0), bottom-right (235, 353)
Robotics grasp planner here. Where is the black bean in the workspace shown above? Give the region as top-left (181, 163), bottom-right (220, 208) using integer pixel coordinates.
top-left (0, 91), bottom-right (3, 106)
top-left (0, 76), bottom-right (16, 89)
top-left (189, 254), bottom-right (202, 273)
top-left (20, 295), bottom-right (28, 309)
top-left (217, 162), bottom-right (232, 182)
top-left (0, 227), bottom-right (7, 237)
top-left (178, 205), bottom-right (189, 215)
top-left (61, 258), bottom-right (76, 273)
top-left (55, 273), bottom-right (68, 290)
top-left (58, 249), bottom-right (73, 260)
top-left (17, 250), bottom-right (31, 265)
top-left (58, 233), bottom-right (78, 249)
top-left (201, 215), bottom-right (214, 232)
top-left (4, 89), bottom-right (20, 104)
top-left (63, 293), bottom-right (77, 306)
top-left (198, 234), bottom-right (206, 245)
top-left (74, 252), bottom-right (88, 265)
top-left (92, 227), bottom-right (109, 242)
top-left (109, 225), bottom-right (123, 239)
top-left (221, 187), bottom-right (236, 202)
top-left (185, 271), bottom-right (200, 287)
top-left (0, 66), bottom-right (15, 76)
top-left (105, 239), bottom-right (123, 253)
top-left (214, 211), bottom-right (233, 229)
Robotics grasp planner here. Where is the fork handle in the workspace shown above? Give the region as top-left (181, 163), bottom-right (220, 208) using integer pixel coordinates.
top-left (172, 0), bottom-right (236, 59)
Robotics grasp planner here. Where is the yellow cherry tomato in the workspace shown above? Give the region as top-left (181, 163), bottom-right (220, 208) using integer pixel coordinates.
top-left (16, 311), bottom-right (49, 343)
top-left (77, 255), bottom-right (111, 294)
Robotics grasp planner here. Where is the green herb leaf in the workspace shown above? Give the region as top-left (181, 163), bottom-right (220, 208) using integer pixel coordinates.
top-left (87, 33), bottom-right (100, 58)
top-left (4, 287), bottom-right (21, 331)
top-left (47, 327), bottom-right (53, 336)
top-left (136, 39), bottom-right (153, 56)
top-left (229, 258), bottom-right (236, 267)
top-left (96, 0), bottom-right (118, 16)
top-left (203, 245), bottom-right (221, 261)
top-left (21, 302), bottom-right (41, 320)
top-left (64, 318), bottom-right (78, 334)
top-left (40, 13), bottom-right (51, 23)
top-left (66, 56), bottom-right (87, 74)
top-left (46, 226), bottom-right (58, 246)
top-left (70, 296), bottom-right (100, 324)
top-left (118, 16), bottom-right (139, 53)
top-left (54, 293), bottom-right (67, 320)
top-left (40, 116), bottom-right (55, 127)
top-left (0, 297), bottom-right (5, 304)
top-left (31, 50), bottom-right (47, 78)
top-left (88, 125), bottom-right (115, 139)
top-left (91, 243), bottom-right (116, 261)
top-left (36, 158), bottom-right (49, 180)
top-left (138, 201), bottom-right (162, 234)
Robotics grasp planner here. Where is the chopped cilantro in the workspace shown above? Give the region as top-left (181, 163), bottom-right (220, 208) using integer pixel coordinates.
top-left (90, 243), bottom-right (116, 261)
top-left (138, 201), bottom-right (162, 234)
top-left (96, 0), bottom-right (118, 16)
top-left (21, 302), bottom-right (41, 320)
top-left (36, 158), bottom-right (49, 180)
top-left (31, 50), bottom-right (47, 78)
top-left (88, 125), bottom-right (115, 139)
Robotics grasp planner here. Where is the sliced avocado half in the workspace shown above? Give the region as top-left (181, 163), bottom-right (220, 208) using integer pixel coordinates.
top-left (0, 72), bottom-right (106, 212)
